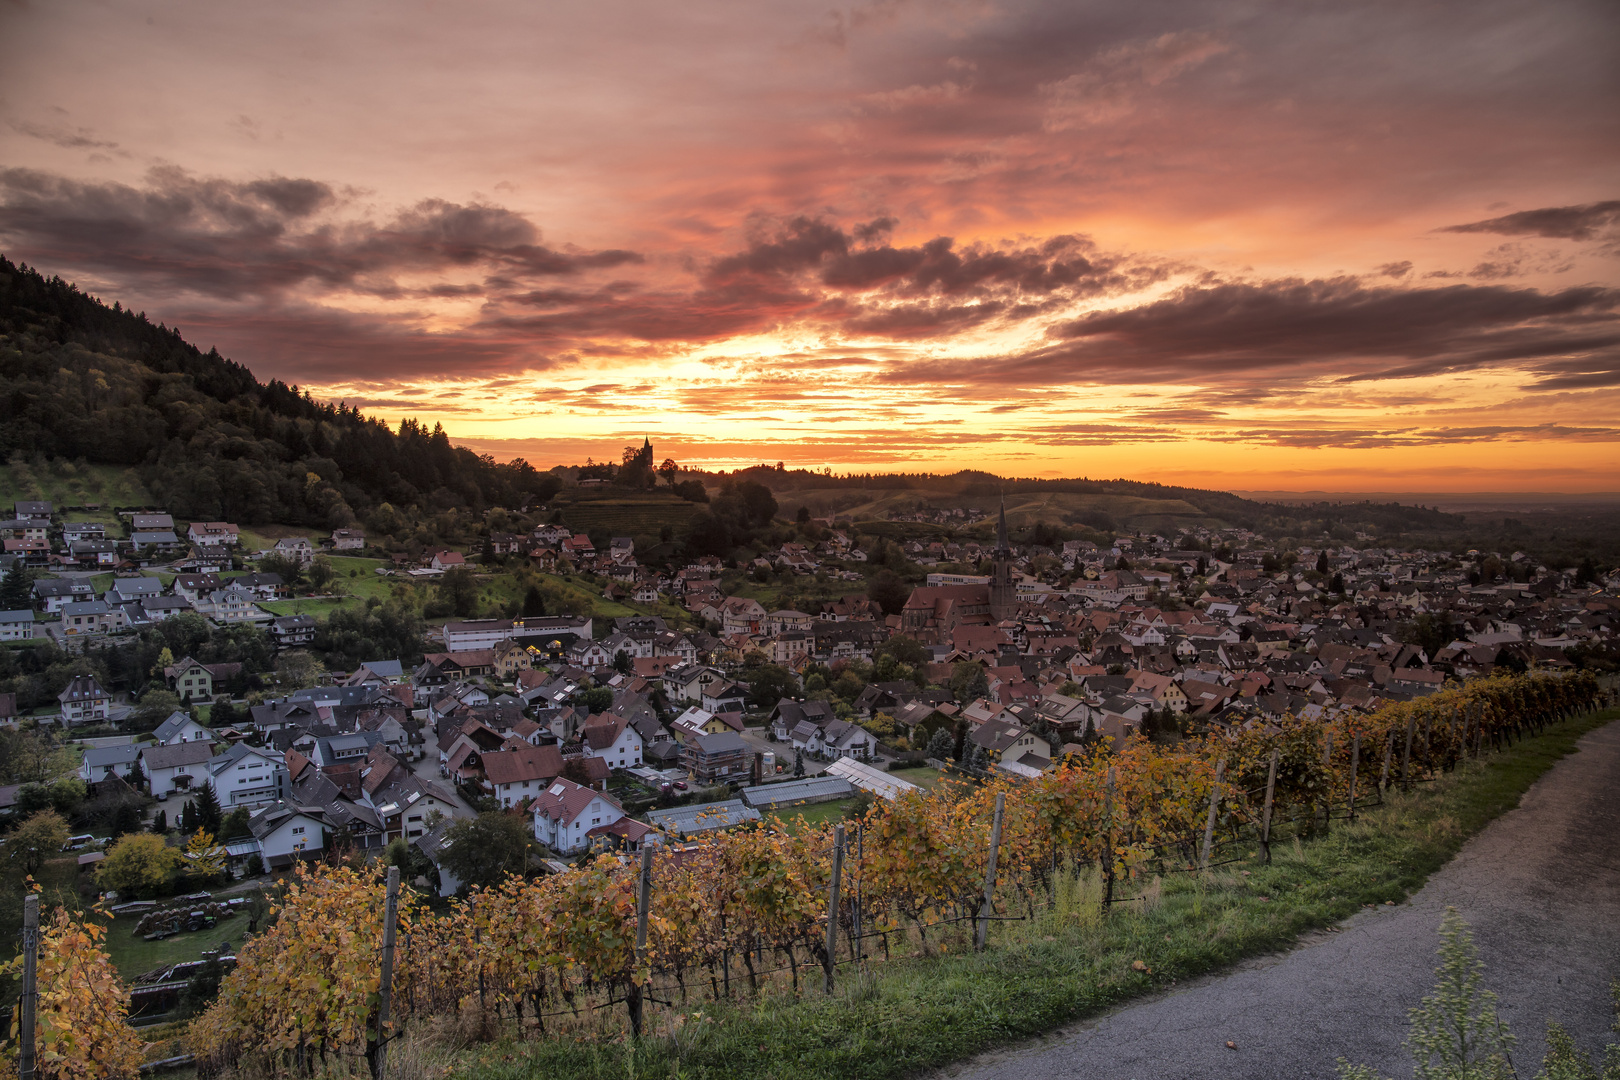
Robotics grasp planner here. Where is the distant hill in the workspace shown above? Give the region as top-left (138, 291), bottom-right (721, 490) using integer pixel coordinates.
top-left (0, 257), bottom-right (560, 527)
top-left (723, 466), bottom-right (1463, 538)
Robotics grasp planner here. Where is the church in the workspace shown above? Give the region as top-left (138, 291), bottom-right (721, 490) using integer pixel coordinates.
top-left (900, 499), bottom-right (1020, 643)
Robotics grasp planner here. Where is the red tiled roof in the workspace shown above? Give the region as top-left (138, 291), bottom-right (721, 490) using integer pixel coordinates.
top-left (483, 743), bottom-right (565, 785)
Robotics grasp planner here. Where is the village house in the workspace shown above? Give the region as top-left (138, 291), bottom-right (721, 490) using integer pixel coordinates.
top-left (0, 609), bottom-right (34, 641)
top-left (270, 614), bottom-right (317, 647)
top-left (61, 521), bottom-right (106, 544)
top-left (331, 528), bottom-right (366, 550)
top-left (164, 656), bottom-right (243, 701)
top-left (531, 777), bottom-right (630, 854)
top-left (683, 730), bottom-right (750, 783)
top-left (80, 743), bottom-right (142, 784)
top-left (58, 675), bottom-right (110, 724)
top-left (579, 714), bottom-right (643, 771)
top-left (187, 522), bottom-right (240, 547)
top-left (61, 599), bottom-right (121, 636)
top-left (32, 578), bottom-right (92, 612)
top-left (273, 536), bottom-right (316, 564)
top-left (195, 584), bottom-right (266, 624)
top-left (207, 743), bottom-right (288, 807)
top-left (248, 802), bottom-right (327, 869)
top-left (484, 743), bottom-right (566, 808)
top-left (153, 710), bottom-right (217, 746)
top-left (140, 740), bottom-right (218, 798)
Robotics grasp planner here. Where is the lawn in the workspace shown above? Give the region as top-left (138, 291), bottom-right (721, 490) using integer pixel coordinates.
top-left (454, 708), bottom-right (1619, 1080)
top-left (888, 766), bottom-right (948, 791)
top-left (257, 597), bottom-right (358, 619)
top-left (97, 908), bottom-right (248, 982)
top-left (764, 797), bottom-right (856, 829)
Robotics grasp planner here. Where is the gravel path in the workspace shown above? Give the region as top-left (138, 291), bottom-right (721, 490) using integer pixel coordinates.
top-left (943, 720), bottom-right (1620, 1080)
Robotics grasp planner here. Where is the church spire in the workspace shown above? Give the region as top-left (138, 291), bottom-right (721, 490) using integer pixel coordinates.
top-left (995, 496), bottom-right (1009, 553)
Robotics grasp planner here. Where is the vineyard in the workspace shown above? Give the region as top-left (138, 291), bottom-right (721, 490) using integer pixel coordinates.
top-left (550, 491), bottom-right (704, 538)
top-left (1, 671), bottom-right (1606, 1080)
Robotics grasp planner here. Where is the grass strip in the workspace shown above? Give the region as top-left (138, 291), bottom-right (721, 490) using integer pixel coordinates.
top-left (453, 708), bottom-right (1617, 1080)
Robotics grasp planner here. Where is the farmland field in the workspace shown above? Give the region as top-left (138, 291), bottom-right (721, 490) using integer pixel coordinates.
top-left (550, 489), bottom-right (705, 538)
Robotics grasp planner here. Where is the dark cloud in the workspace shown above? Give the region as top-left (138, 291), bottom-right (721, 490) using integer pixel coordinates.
top-left (1377, 261), bottom-right (1412, 278)
top-left (1441, 200), bottom-right (1620, 242)
top-left (8, 119), bottom-right (121, 151)
top-left (0, 166), bottom-right (641, 301)
top-left (887, 277), bottom-right (1620, 387)
top-left (708, 216), bottom-right (1146, 300)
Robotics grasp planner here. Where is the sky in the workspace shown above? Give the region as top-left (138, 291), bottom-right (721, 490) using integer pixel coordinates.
top-left (1, 0), bottom-right (1618, 491)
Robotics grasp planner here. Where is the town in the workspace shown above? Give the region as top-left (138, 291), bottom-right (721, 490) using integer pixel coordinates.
top-left (4, 476), bottom-right (1615, 907)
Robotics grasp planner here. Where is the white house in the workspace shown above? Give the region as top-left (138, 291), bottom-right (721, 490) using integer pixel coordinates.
top-left (789, 717), bottom-right (875, 761)
top-left (579, 714), bottom-right (643, 771)
top-left (195, 584), bottom-right (265, 624)
top-left (482, 743), bottom-right (565, 809)
top-left (153, 711), bottom-right (216, 746)
top-left (0, 610), bottom-right (33, 641)
top-left (139, 741), bottom-right (218, 798)
top-left (187, 522), bottom-right (240, 547)
top-left (248, 802), bottom-right (327, 869)
top-left (80, 743), bottom-right (142, 784)
top-left (531, 777), bottom-right (627, 854)
top-left (58, 675), bottom-right (110, 724)
top-left (331, 528), bottom-right (366, 550)
top-left (207, 743), bottom-right (287, 808)
top-left (272, 536), bottom-right (315, 565)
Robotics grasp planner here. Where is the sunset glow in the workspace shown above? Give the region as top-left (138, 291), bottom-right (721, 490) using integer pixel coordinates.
top-left (2, 0), bottom-right (1616, 488)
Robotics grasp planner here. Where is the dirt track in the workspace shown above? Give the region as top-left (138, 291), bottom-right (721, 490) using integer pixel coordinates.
top-left (942, 721), bottom-right (1620, 1080)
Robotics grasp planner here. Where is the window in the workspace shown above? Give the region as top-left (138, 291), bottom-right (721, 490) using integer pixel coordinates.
top-left (292, 826), bottom-right (305, 835)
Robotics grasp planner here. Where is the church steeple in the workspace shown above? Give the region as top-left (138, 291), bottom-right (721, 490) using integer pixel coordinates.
top-left (989, 495), bottom-right (1016, 621)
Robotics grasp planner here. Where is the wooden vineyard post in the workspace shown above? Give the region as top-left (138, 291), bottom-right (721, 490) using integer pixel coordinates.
top-left (1347, 734), bottom-right (1361, 821)
top-left (853, 824), bottom-right (864, 965)
top-left (1259, 750), bottom-right (1278, 865)
top-left (19, 893), bottom-right (38, 1080)
top-left (975, 792), bottom-right (1005, 952)
top-left (471, 897), bottom-right (484, 1008)
top-left (1401, 715), bottom-right (1416, 791)
top-left (824, 825), bottom-right (845, 994)
top-left (1200, 758), bottom-right (1225, 870)
top-left (1378, 731), bottom-right (1394, 796)
top-left (629, 844), bottom-right (653, 1036)
top-left (1102, 768), bottom-right (1117, 908)
top-left (1319, 727), bottom-right (1334, 832)
top-left (373, 866), bottom-right (400, 1080)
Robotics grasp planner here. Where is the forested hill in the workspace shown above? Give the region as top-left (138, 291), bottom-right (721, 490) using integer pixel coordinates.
top-left (0, 257), bottom-right (559, 526)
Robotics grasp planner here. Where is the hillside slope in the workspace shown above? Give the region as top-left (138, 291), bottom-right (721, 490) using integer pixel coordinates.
top-left (0, 256), bottom-right (559, 526)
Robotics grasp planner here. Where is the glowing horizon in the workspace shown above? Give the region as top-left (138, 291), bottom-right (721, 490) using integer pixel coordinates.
top-left (2, 0), bottom-right (1616, 491)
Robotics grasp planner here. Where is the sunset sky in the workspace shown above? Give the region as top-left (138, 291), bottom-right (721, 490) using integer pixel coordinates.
top-left (2, 0), bottom-right (1617, 490)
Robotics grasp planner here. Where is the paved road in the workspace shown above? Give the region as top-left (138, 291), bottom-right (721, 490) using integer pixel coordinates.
top-left (944, 721), bottom-right (1620, 1080)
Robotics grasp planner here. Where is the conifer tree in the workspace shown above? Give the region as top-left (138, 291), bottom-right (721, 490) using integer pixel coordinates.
top-left (0, 559), bottom-right (30, 609)
top-left (192, 781), bottom-right (223, 838)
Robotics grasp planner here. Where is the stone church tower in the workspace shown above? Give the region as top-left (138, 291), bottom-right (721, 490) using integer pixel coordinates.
top-left (988, 497), bottom-right (1017, 622)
